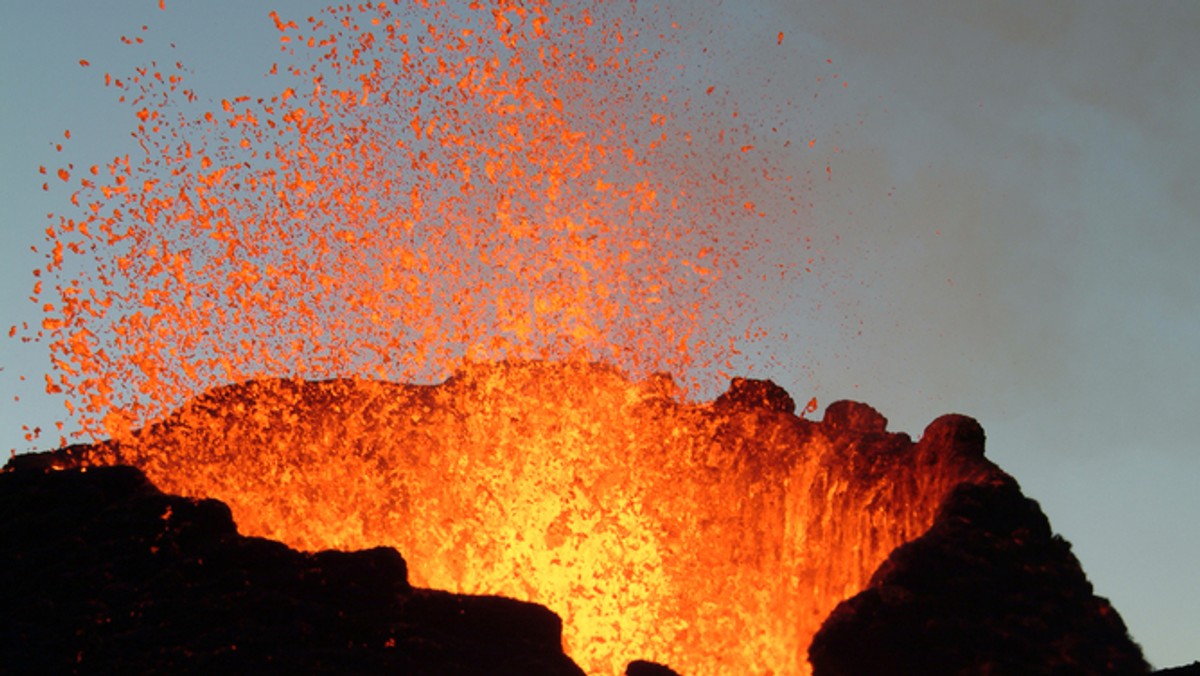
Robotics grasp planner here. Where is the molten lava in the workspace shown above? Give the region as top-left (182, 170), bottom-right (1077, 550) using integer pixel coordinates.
top-left (79, 362), bottom-right (999, 674)
top-left (22, 0), bottom-right (838, 445)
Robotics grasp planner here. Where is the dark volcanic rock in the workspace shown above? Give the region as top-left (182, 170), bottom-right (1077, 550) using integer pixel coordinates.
top-left (920, 413), bottom-right (987, 461)
top-left (713, 376), bottom-right (796, 414)
top-left (822, 400), bottom-right (889, 435)
top-left (1156, 662), bottom-right (1200, 675)
top-left (0, 465), bottom-right (584, 675)
top-left (625, 659), bottom-right (682, 675)
top-left (808, 477), bottom-right (1151, 675)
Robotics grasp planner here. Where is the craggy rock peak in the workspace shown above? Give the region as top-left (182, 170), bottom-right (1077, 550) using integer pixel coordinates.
top-left (1156, 663), bottom-right (1200, 675)
top-left (625, 660), bottom-right (683, 676)
top-left (1, 363), bottom-right (1161, 673)
top-left (0, 464), bottom-right (586, 675)
top-left (713, 375), bottom-right (796, 414)
top-left (809, 477), bottom-right (1150, 675)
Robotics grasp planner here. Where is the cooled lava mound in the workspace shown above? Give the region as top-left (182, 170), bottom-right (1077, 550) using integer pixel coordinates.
top-left (3, 362), bottom-right (1149, 674)
top-left (0, 464), bottom-right (584, 675)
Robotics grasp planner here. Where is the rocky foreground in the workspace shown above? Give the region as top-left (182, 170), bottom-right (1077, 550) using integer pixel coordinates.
top-left (0, 368), bottom-right (1169, 673)
top-left (0, 464), bottom-right (590, 674)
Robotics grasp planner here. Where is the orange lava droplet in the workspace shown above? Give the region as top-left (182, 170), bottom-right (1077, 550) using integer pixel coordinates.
top-left (777, 31), bottom-right (785, 46)
top-left (79, 59), bottom-right (90, 67)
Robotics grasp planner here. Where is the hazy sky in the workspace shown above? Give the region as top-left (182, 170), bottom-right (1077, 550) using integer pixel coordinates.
top-left (2, 0), bottom-right (1197, 667)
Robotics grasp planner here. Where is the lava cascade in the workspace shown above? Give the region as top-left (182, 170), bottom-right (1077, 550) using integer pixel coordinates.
top-left (79, 361), bottom-right (1000, 674)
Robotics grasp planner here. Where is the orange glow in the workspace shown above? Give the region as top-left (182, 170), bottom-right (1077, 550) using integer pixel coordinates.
top-left (80, 363), bottom-right (995, 674)
top-left (26, 0), bottom-right (844, 441)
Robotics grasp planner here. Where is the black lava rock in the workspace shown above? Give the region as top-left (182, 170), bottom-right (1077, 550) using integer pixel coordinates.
top-left (809, 478), bottom-right (1150, 675)
top-left (0, 465), bottom-right (583, 675)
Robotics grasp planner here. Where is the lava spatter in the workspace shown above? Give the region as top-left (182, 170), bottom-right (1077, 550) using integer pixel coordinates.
top-left (22, 1), bottom-right (835, 442)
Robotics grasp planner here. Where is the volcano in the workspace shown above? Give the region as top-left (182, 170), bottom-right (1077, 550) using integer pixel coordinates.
top-left (2, 362), bottom-right (1150, 674)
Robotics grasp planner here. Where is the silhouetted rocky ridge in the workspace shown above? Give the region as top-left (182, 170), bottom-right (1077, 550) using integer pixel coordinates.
top-left (2, 368), bottom-right (1166, 673)
top-left (1155, 662), bottom-right (1200, 675)
top-left (809, 476), bottom-right (1149, 674)
top-left (0, 463), bottom-right (585, 675)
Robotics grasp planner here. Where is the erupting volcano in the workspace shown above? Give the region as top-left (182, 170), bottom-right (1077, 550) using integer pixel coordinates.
top-left (4, 368), bottom-right (1150, 674)
top-left (3, 1), bottom-right (1160, 674)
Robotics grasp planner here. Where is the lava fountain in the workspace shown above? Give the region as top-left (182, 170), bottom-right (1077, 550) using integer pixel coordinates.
top-left (73, 364), bottom-right (1001, 674)
top-left (10, 1), bottom-right (910, 674)
top-left (23, 0), bottom-right (837, 443)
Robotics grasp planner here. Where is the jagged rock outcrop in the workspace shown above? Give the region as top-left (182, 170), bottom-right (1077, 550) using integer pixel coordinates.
top-left (713, 376), bottom-right (796, 414)
top-left (625, 659), bottom-right (683, 676)
top-left (1, 363), bottom-right (1162, 673)
top-left (0, 465), bottom-right (584, 675)
top-left (1156, 662), bottom-right (1200, 675)
top-left (809, 477), bottom-right (1150, 675)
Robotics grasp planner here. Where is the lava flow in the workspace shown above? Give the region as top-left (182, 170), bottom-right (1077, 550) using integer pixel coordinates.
top-left (74, 363), bottom-right (1001, 674)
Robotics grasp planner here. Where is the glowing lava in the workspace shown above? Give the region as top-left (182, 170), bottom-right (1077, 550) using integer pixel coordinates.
top-left (78, 362), bottom-right (1000, 674)
top-left (22, 0), bottom-right (835, 444)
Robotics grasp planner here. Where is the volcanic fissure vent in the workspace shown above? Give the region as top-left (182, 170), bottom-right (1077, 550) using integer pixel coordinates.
top-left (71, 361), bottom-right (1003, 675)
